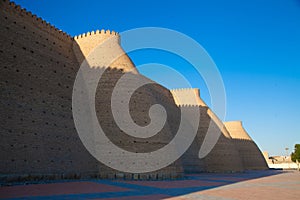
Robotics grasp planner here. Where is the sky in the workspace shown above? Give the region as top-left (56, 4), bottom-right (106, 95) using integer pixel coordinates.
top-left (14, 0), bottom-right (300, 156)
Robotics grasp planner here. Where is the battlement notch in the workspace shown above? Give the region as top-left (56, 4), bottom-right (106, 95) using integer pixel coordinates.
top-left (74, 29), bottom-right (119, 40)
top-left (1, 0), bottom-right (72, 41)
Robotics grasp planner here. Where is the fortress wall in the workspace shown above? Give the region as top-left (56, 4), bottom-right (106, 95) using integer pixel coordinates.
top-left (0, 0), bottom-right (105, 180)
top-left (224, 121), bottom-right (269, 170)
top-left (198, 110), bottom-right (244, 172)
top-left (72, 31), bottom-right (185, 179)
top-left (0, 0), bottom-right (269, 182)
top-left (170, 89), bottom-right (244, 172)
top-left (92, 68), bottom-right (184, 179)
top-left (170, 89), bottom-right (231, 138)
top-left (0, 0), bottom-right (183, 181)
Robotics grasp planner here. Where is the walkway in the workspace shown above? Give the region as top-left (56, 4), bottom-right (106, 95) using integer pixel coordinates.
top-left (0, 170), bottom-right (299, 199)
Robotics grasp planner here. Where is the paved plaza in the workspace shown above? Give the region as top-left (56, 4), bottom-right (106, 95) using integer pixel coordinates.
top-left (0, 170), bottom-right (299, 199)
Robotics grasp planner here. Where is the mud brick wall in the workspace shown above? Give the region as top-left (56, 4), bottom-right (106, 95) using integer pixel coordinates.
top-left (171, 89), bottom-right (244, 172)
top-left (0, 0), bottom-right (106, 180)
top-left (224, 121), bottom-right (268, 170)
top-left (0, 0), bottom-right (184, 181)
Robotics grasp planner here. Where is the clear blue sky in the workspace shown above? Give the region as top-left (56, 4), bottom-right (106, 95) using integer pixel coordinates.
top-left (14, 0), bottom-right (300, 156)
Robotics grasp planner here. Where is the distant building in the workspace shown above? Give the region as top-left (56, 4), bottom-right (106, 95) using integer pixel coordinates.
top-left (263, 151), bottom-right (298, 169)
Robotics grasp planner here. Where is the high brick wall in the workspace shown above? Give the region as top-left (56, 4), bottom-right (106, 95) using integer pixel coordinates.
top-left (0, 0), bottom-right (183, 181)
top-left (93, 68), bottom-right (185, 179)
top-left (0, 0), bottom-right (268, 183)
top-left (224, 121), bottom-right (268, 170)
top-left (170, 89), bottom-right (244, 172)
top-left (0, 0), bottom-right (105, 180)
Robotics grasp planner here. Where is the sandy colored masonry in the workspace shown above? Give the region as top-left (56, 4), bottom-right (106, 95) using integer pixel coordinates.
top-left (0, 0), bottom-right (268, 183)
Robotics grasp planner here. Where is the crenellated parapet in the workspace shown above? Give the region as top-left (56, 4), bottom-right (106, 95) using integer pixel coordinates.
top-left (73, 29), bottom-right (137, 73)
top-left (170, 88), bottom-right (232, 138)
top-left (224, 121), bottom-right (252, 141)
top-left (170, 88), bottom-right (207, 107)
top-left (74, 29), bottom-right (119, 40)
top-left (1, 0), bottom-right (72, 41)
top-left (73, 29), bottom-right (120, 56)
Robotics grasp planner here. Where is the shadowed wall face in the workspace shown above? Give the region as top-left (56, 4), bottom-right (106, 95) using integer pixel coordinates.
top-left (170, 89), bottom-right (244, 173)
top-left (0, 0), bottom-right (184, 181)
top-left (93, 68), bottom-right (184, 178)
top-left (0, 0), bottom-right (269, 183)
top-left (224, 121), bottom-right (268, 170)
top-left (71, 15), bottom-right (185, 178)
top-left (0, 0), bottom-right (106, 179)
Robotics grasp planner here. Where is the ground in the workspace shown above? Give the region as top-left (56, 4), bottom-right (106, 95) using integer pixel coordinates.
top-left (0, 170), bottom-right (299, 199)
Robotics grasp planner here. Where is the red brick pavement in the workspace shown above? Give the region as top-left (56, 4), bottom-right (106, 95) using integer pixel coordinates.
top-left (0, 181), bottom-right (130, 199)
top-left (0, 171), bottom-right (299, 199)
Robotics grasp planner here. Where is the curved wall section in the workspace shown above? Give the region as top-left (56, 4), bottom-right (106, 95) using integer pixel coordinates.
top-left (224, 121), bottom-right (268, 170)
top-left (0, 0), bottom-right (182, 181)
top-left (170, 88), bottom-right (244, 172)
top-left (73, 30), bottom-right (137, 73)
top-left (0, 0), bottom-right (269, 183)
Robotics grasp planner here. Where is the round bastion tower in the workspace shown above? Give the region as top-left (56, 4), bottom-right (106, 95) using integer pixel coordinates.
top-left (73, 29), bottom-right (138, 73)
top-left (72, 29), bottom-right (185, 179)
